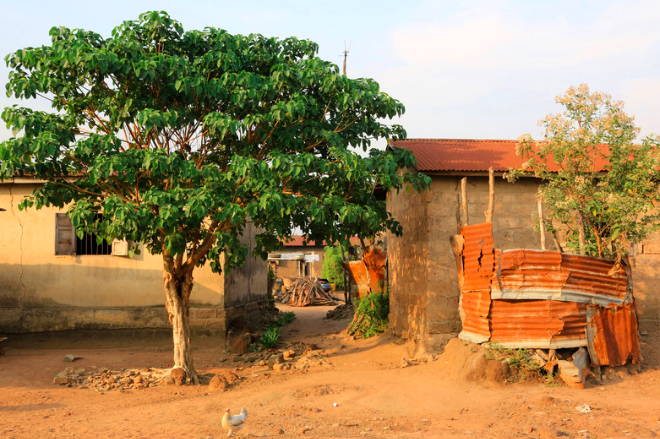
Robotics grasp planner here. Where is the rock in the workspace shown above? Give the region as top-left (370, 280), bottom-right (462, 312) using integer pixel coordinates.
top-left (120, 377), bottom-right (132, 386)
top-left (258, 360), bottom-right (266, 366)
top-left (268, 353), bottom-right (284, 368)
top-left (400, 358), bottom-right (412, 368)
top-left (301, 426), bottom-right (312, 433)
top-left (170, 368), bottom-right (187, 386)
top-left (575, 404), bottom-right (591, 414)
top-left (273, 428), bottom-right (284, 435)
top-left (208, 375), bottom-right (228, 391)
top-left (53, 376), bottom-right (71, 385)
top-left (223, 371), bottom-right (240, 384)
top-left (63, 354), bottom-right (79, 362)
top-left (229, 337), bottom-right (249, 355)
top-left (283, 349), bottom-right (296, 360)
top-left (273, 363), bottom-right (286, 372)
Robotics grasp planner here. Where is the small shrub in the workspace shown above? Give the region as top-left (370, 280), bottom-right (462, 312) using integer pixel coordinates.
top-left (277, 311), bottom-right (296, 326)
top-left (348, 290), bottom-right (389, 339)
top-left (485, 342), bottom-right (543, 382)
top-left (259, 326), bottom-right (281, 349)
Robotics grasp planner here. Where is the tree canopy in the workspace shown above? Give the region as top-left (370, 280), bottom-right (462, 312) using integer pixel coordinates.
top-left (1, 11), bottom-right (428, 270)
top-left (507, 84), bottom-right (660, 261)
top-left (0, 11), bottom-right (429, 380)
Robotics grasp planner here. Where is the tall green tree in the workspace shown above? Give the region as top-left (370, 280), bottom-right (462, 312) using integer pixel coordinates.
top-left (507, 84), bottom-right (660, 262)
top-left (0, 11), bottom-right (429, 381)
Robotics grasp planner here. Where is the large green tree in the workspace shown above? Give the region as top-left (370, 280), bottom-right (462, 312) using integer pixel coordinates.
top-left (508, 84), bottom-right (660, 262)
top-left (0, 12), bottom-right (429, 381)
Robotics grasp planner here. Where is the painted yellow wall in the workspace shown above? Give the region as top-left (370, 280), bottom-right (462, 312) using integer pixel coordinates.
top-left (0, 179), bottom-right (268, 333)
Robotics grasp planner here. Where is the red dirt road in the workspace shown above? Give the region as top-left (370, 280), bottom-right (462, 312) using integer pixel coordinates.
top-left (1, 305), bottom-right (659, 439)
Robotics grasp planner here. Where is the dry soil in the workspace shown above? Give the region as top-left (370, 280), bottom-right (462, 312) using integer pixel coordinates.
top-left (1, 304), bottom-right (659, 439)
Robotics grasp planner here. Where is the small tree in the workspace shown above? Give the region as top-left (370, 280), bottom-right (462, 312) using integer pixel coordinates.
top-left (507, 84), bottom-right (660, 261)
top-left (321, 245), bottom-right (345, 288)
top-left (0, 12), bottom-right (430, 381)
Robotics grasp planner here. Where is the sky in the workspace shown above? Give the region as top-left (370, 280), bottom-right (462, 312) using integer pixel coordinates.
top-left (1, 0), bottom-right (659, 147)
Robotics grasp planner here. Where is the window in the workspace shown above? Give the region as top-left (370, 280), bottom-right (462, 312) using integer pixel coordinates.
top-left (55, 213), bottom-right (116, 256)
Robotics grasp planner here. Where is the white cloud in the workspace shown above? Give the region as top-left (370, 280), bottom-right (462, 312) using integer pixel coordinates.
top-left (379, 0), bottom-right (660, 139)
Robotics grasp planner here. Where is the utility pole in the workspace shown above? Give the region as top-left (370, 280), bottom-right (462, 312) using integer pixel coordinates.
top-left (342, 41), bottom-right (350, 75)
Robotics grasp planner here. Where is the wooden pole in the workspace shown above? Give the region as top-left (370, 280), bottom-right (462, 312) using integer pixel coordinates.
top-left (455, 193), bottom-right (462, 233)
top-left (485, 167), bottom-right (494, 223)
top-left (537, 199), bottom-right (546, 250)
top-left (460, 177), bottom-right (469, 226)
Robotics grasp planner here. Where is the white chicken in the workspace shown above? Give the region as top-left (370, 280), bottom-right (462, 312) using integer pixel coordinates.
top-left (221, 407), bottom-right (248, 437)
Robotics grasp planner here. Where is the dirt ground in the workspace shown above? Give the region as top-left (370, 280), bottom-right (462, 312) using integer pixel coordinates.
top-left (1, 304), bottom-right (659, 439)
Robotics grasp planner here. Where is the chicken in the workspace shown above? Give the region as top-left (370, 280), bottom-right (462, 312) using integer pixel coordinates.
top-left (221, 407), bottom-right (248, 437)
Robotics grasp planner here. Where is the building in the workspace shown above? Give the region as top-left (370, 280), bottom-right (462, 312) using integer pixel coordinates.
top-left (0, 178), bottom-right (268, 335)
top-left (268, 236), bottom-right (361, 280)
top-left (387, 139), bottom-right (660, 350)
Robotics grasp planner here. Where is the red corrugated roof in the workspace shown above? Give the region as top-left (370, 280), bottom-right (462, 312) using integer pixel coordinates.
top-left (283, 236), bottom-right (361, 247)
top-left (392, 138), bottom-right (609, 172)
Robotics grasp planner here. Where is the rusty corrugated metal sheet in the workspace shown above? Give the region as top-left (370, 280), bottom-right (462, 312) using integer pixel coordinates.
top-left (489, 300), bottom-right (588, 349)
top-left (391, 138), bottom-right (611, 173)
top-left (342, 248), bottom-right (387, 298)
top-left (586, 302), bottom-right (642, 367)
top-left (458, 291), bottom-right (491, 343)
top-left (454, 221), bottom-right (640, 364)
top-left (460, 223), bottom-right (495, 292)
top-left (344, 261), bottom-right (370, 297)
top-left (491, 249), bottom-right (630, 306)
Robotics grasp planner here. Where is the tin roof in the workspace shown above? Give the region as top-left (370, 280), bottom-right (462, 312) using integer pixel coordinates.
top-left (392, 138), bottom-right (610, 173)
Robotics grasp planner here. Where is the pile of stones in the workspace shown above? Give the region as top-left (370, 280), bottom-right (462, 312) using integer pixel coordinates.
top-left (53, 366), bottom-right (168, 391)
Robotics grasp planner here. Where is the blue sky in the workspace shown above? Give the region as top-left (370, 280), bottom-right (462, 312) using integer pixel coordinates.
top-left (1, 0), bottom-right (659, 146)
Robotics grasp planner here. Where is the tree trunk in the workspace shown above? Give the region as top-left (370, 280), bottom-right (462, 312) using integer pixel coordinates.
top-left (163, 269), bottom-right (198, 384)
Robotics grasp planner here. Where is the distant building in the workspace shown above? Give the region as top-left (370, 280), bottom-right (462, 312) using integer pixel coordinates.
top-left (268, 236), bottom-right (361, 280)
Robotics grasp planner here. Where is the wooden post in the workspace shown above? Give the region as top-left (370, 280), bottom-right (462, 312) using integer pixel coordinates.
top-left (455, 193), bottom-right (462, 233)
top-left (460, 177), bottom-right (469, 226)
top-left (537, 199), bottom-right (546, 250)
top-left (485, 167), bottom-right (494, 223)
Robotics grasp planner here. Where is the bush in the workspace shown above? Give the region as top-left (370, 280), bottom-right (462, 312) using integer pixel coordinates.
top-left (259, 326), bottom-right (281, 349)
top-left (321, 246), bottom-right (346, 288)
top-left (348, 290), bottom-right (389, 338)
top-left (321, 245), bottom-right (361, 289)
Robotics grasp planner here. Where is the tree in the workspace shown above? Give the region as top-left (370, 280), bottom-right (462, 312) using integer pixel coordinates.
top-left (507, 84), bottom-right (660, 262)
top-left (0, 11), bottom-right (429, 381)
top-left (320, 244), bottom-right (359, 289)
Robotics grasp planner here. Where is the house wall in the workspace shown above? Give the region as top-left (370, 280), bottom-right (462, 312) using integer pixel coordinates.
top-left (0, 180), bottom-right (268, 334)
top-left (388, 174), bottom-right (660, 348)
top-left (386, 181), bottom-right (430, 341)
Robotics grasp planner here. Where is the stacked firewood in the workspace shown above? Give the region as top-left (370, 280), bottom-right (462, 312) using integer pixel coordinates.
top-left (287, 277), bottom-right (337, 307)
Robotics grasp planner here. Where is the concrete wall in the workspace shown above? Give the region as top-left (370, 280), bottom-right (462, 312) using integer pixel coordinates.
top-left (0, 180), bottom-right (268, 334)
top-left (386, 180), bottom-right (430, 341)
top-left (388, 174), bottom-right (660, 347)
